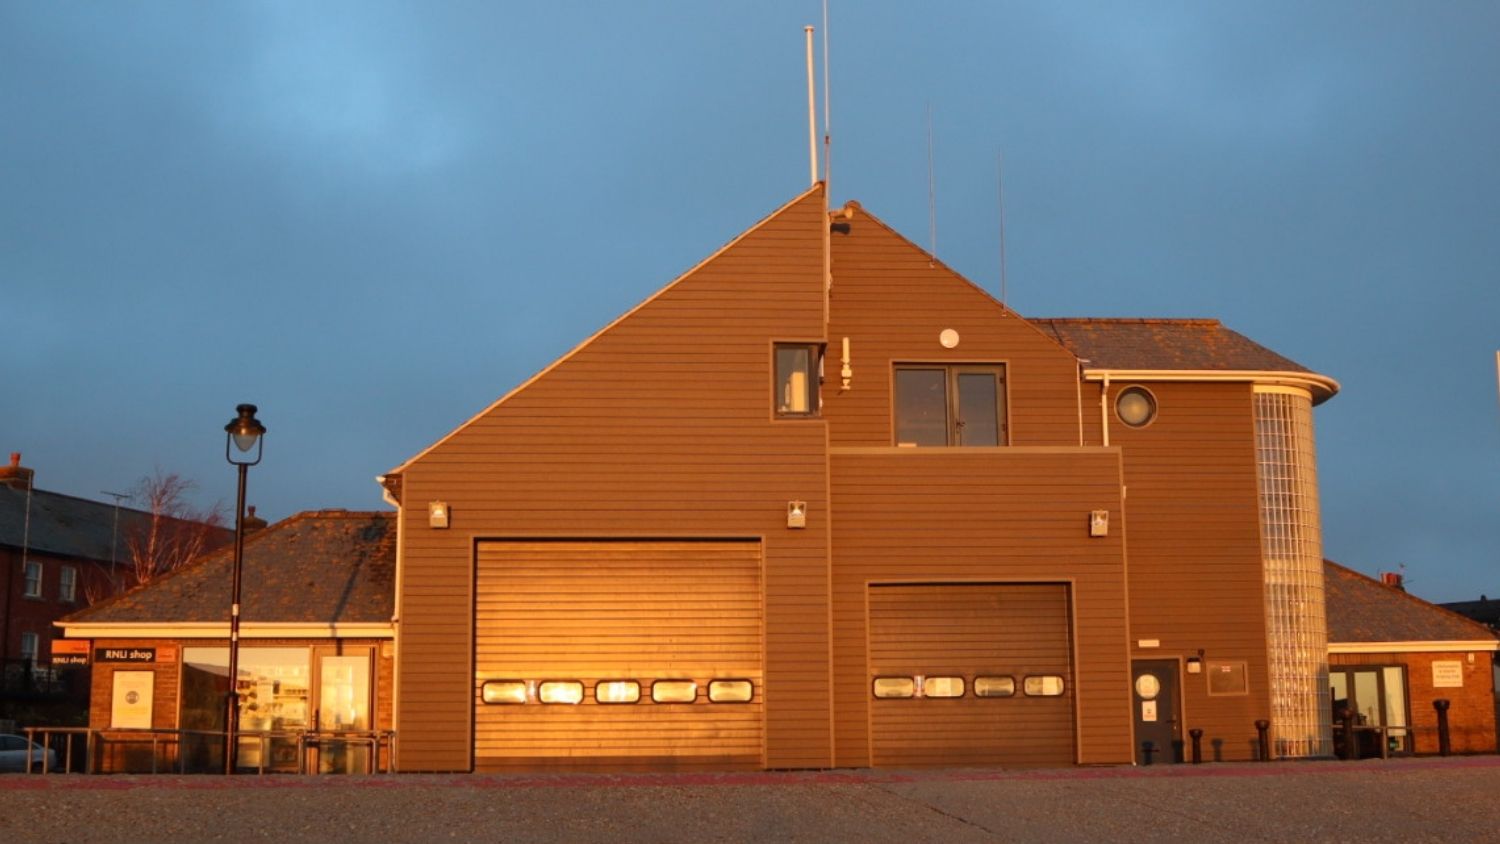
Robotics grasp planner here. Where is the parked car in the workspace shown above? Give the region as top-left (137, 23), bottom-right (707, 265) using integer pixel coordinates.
top-left (0, 733), bottom-right (57, 772)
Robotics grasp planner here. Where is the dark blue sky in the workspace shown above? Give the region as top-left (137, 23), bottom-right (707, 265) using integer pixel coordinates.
top-left (3, 3), bottom-right (1496, 601)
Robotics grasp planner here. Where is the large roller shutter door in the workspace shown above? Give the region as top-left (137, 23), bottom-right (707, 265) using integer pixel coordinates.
top-left (868, 583), bottom-right (1075, 767)
top-left (474, 540), bottom-right (763, 771)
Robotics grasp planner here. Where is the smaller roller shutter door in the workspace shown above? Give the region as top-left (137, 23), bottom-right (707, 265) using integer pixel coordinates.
top-left (474, 540), bottom-right (763, 771)
top-left (868, 583), bottom-right (1075, 767)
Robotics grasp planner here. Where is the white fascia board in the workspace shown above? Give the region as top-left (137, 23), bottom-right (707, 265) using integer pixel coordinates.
top-left (1083, 368), bottom-right (1340, 402)
top-left (1329, 640), bottom-right (1500, 655)
top-left (54, 621), bottom-right (395, 639)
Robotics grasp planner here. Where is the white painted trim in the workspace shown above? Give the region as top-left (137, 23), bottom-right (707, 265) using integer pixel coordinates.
top-left (1329, 640), bottom-right (1500, 655)
top-left (386, 184), bottom-right (826, 476)
top-left (1082, 368), bottom-right (1339, 402)
top-left (54, 622), bottom-right (395, 640)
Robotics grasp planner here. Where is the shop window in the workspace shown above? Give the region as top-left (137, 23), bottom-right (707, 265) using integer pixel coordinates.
top-left (59, 565), bottom-right (78, 603)
top-left (538, 681), bottom-right (584, 704)
top-left (707, 680), bottom-right (753, 703)
top-left (1023, 675), bottom-right (1066, 697)
top-left (1206, 661), bottom-right (1249, 696)
top-left (595, 680), bottom-right (641, 704)
top-left (22, 561), bottom-right (42, 598)
top-left (650, 680), bottom-right (697, 703)
top-left (482, 680), bottom-right (528, 705)
top-left (922, 676), bottom-right (965, 698)
top-left (973, 676), bottom-right (1016, 698)
top-left (872, 677), bottom-right (916, 699)
top-left (894, 365), bottom-right (1007, 446)
top-left (775, 343), bottom-right (819, 417)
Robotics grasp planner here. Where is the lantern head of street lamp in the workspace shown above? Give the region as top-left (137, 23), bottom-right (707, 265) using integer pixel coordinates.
top-left (225, 403), bottom-right (266, 466)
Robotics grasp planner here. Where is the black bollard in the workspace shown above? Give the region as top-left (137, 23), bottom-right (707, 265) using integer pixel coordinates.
top-left (1434, 699), bottom-right (1451, 757)
top-left (1255, 719), bottom-right (1271, 761)
top-left (1141, 740), bottom-right (1156, 766)
top-left (1189, 728), bottom-right (1203, 764)
top-left (1340, 710), bottom-right (1356, 760)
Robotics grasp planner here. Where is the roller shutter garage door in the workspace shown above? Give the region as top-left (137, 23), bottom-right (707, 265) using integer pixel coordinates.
top-left (474, 540), bottom-right (763, 771)
top-left (868, 583), bottom-right (1075, 767)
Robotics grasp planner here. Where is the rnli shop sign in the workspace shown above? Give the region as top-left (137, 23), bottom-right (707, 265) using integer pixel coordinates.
top-left (96, 647), bottom-right (157, 663)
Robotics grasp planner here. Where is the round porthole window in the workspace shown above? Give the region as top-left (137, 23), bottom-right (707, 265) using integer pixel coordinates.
top-left (1115, 386), bottom-right (1158, 428)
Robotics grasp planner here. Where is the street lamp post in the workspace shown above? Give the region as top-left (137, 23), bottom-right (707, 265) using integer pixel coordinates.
top-left (223, 403), bottom-right (266, 775)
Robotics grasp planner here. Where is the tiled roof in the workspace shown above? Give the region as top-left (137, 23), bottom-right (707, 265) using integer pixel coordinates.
top-left (1028, 318), bottom-right (1316, 374)
top-left (64, 510), bottom-right (394, 625)
top-left (1439, 598), bottom-right (1500, 630)
top-left (1324, 560), bottom-right (1499, 644)
top-left (0, 485), bottom-right (186, 563)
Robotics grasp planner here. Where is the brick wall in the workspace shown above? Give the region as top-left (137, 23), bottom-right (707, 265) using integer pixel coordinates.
top-left (1331, 650), bottom-right (1497, 754)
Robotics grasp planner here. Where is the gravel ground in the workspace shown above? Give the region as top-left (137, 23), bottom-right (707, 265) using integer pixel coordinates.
top-left (3, 756), bottom-right (1499, 843)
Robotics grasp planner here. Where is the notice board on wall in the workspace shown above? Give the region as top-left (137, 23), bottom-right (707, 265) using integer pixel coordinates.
top-left (111, 670), bottom-right (154, 728)
top-left (1432, 660), bottom-right (1465, 688)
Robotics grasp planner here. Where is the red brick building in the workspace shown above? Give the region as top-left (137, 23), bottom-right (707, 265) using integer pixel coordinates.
top-left (1324, 560), bottom-right (1499, 756)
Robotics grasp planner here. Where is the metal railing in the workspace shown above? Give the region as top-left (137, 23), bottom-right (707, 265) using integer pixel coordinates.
top-left (21, 726), bottom-right (397, 775)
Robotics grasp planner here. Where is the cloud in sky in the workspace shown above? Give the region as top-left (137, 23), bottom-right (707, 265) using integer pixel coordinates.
top-left (2, 2), bottom-right (1496, 601)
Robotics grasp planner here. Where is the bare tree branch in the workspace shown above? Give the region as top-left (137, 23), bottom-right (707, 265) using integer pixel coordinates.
top-left (123, 470), bottom-right (228, 585)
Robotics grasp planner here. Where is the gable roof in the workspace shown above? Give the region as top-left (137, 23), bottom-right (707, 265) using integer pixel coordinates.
top-left (61, 510), bottom-right (394, 626)
top-left (0, 484), bottom-right (215, 564)
top-left (1324, 560), bottom-right (1499, 646)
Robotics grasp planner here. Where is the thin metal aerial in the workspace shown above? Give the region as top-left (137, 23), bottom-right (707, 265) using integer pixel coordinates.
top-left (997, 150), bottom-right (1009, 305)
top-left (822, 0), bottom-right (831, 187)
top-left (927, 102), bottom-right (936, 266)
top-left (804, 26), bottom-right (817, 186)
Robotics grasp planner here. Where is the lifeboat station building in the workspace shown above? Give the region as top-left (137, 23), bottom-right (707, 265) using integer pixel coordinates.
top-left (369, 185), bottom-right (1344, 772)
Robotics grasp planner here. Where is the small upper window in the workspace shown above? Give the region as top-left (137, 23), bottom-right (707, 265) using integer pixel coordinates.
top-left (481, 680), bottom-right (528, 704)
top-left (22, 561), bottom-right (42, 598)
top-left (59, 566), bottom-right (78, 603)
top-left (922, 676), bottom-right (965, 698)
top-left (707, 680), bottom-right (753, 703)
top-left (774, 344), bottom-right (819, 417)
top-left (20, 631), bottom-right (40, 666)
top-left (1115, 386), bottom-right (1158, 428)
top-left (974, 676), bottom-right (1016, 698)
top-left (894, 365), bottom-right (1007, 446)
top-left (1023, 675), bottom-right (1066, 697)
top-left (872, 677), bottom-right (916, 699)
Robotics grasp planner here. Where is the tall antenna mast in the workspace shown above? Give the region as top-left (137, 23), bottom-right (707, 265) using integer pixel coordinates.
top-left (804, 26), bottom-right (818, 187)
top-left (927, 102), bottom-right (936, 265)
top-left (822, 0), bottom-right (832, 188)
top-left (997, 150), bottom-right (1009, 305)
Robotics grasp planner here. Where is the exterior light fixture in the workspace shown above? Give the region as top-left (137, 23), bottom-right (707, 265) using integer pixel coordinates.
top-left (787, 500), bottom-right (807, 529)
top-left (222, 403), bottom-right (265, 774)
top-left (429, 501), bottom-right (450, 529)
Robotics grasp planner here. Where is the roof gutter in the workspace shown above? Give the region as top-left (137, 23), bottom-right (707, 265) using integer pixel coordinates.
top-left (54, 621), bottom-right (395, 640)
top-left (1081, 368), bottom-right (1340, 405)
top-left (1329, 640), bottom-right (1500, 655)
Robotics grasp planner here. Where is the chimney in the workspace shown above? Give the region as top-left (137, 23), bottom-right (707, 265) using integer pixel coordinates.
top-left (244, 505), bottom-right (268, 533)
top-left (0, 452), bottom-right (35, 491)
top-left (1379, 571), bottom-right (1406, 591)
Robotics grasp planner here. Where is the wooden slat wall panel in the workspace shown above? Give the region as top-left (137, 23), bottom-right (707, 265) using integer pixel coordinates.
top-left (1108, 381), bottom-right (1272, 758)
top-left (830, 449), bottom-right (1133, 766)
top-left (473, 541), bottom-right (762, 771)
top-left (825, 207), bottom-right (1085, 448)
top-left (868, 584), bottom-right (1075, 767)
top-left (396, 189), bottom-right (832, 771)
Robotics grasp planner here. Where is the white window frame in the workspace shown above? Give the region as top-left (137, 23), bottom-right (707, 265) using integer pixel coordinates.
top-left (59, 565), bottom-right (78, 603)
top-left (20, 631), bottom-right (40, 667)
top-left (22, 560), bottom-right (43, 598)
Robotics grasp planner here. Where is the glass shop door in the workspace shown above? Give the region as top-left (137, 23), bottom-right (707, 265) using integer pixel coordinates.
top-left (312, 647), bottom-right (374, 774)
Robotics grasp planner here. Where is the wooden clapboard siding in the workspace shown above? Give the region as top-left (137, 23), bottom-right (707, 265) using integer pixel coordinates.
top-left (394, 187), bottom-right (832, 771)
top-left (825, 205), bottom-right (1084, 448)
top-left (868, 583), bottom-right (1075, 767)
top-left (1108, 380), bottom-right (1272, 758)
top-left (830, 448), bottom-right (1133, 767)
top-left (473, 541), bottom-right (762, 771)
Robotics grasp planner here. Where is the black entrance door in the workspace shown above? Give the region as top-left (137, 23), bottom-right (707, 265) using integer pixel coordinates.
top-left (1132, 660), bottom-right (1181, 764)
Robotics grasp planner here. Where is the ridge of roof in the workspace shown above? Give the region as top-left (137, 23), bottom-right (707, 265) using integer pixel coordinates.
top-left (1325, 559), bottom-right (1500, 643)
top-left (837, 200), bottom-right (1083, 360)
top-left (1029, 317), bottom-right (1222, 326)
top-left (388, 183), bottom-right (827, 478)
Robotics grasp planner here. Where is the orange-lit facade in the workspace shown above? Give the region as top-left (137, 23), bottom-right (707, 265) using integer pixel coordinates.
top-left (381, 185), bottom-right (1343, 771)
